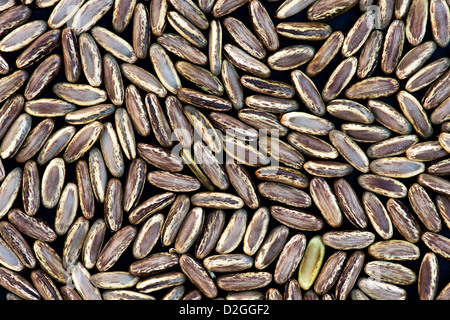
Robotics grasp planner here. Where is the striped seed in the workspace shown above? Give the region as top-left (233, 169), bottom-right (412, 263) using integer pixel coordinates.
top-left (367, 240), bottom-right (420, 261)
top-left (137, 142), bottom-right (184, 172)
top-left (104, 178), bottom-right (123, 232)
top-left (396, 41), bottom-right (436, 80)
top-left (88, 147), bottom-right (108, 204)
top-left (243, 207), bottom-right (270, 256)
top-left (82, 219), bottom-right (106, 269)
top-left (55, 182), bottom-right (79, 236)
top-left (160, 194), bottom-right (190, 247)
top-left (195, 210), bottom-right (226, 259)
top-left (270, 205), bottom-right (324, 232)
top-left (418, 252), bottom-right (439, 300)
top-left (15, 30), bottom-right (60, 69)
top-left (128, 192), bottom-right (176, 225)
top-left (175, 207), bottom-right (205, 254)
top-left (273, 233), bottom-right (306, 285)
top-left (405, 0), bottom-right (428, 46)
top-left (225, 163), bottom-right (259, 209)
top-left (364, 261), bottom-right (417, 285)
top-left (216, 272), bottom-right (272, 291)
top-left (63, 121), bottom-right (103, 163)
top-left (223, 17), bottom-right (266, 59)
top-left (357, 277), bottom-right (406, 300)
top-left (334, 250), bottom-right (364, 300)
top-left (357, 174), bottom-right (407, 198)
top-left (129, 252), bottom-right (179, 276)
top-left (307, 0), bottom-right (359, 20)
top-left (215, 209), bottom-right (247, 254)
top-left (362, 192), bottom-right (393, 239)
top-left (367, 135), bottom-right (418, 159)
top-left (313, 251), bottom-right (347, 295)
top-left (334, 178), bottom-right (368, 229)
top-left (357, 30), bottom-right (384, 79)
top-left (367, 99), bottom-right (412, 135)
top-left (305, 31), bottom-right (344, 77)
top-left (132, 214), bottom-right (164, 259)
top-left (179, 254), bottom-right (218, 299)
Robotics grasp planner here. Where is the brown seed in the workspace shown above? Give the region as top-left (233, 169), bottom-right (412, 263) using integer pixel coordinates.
top-left (0, 94), bottom-right (24, 142)
top-left (304, 160), bottom-right (353, 178)
top-left (334, 250), bottom-right (364, 300)
top-left (307, 0), bottom-right (358, 20)
top-left (120, 63), bottom-right (167, 98)
top-left (357, 277), bottom-right (406, 300)
top-left (150, 43), bottom-right (181, 95)
top-left (431, 96), bottom-right (450, 125)
top-left (381, 20), bottom-right (405, 74)
top-left (180, 148), bottom-right (215, 191)
top-left (104, 178), bottom-right (123, 232)
top-left (129, 252), bottom-right (179, 277)
top-left (238, 108), bottom-right (289, 136)
top-left (82, 219), bottom-right (106, 269)
top-left (357, 30), bottom-right (384, 79)
top-left (407, 141), bottom-right (448, 162)
top-left (406, 57), bottom-right (450, 93)
top-left (96, 225), bottom-right (137, 272)
top-left (329, 129), bottom-right (369, 173)
top-left (418, 173), bottom-right (450, 197)
top-left (345, 77), bottom-right (399, 100)
top-left (0, 5), bottom-right (31, 38)
top-left (357, 174), bottom-right (407, 198)
top-left (418, 252), bottom-right (439, 300)
top-left (65, 104), bottom-right (116, 125)
top-left (273, 233), bottom-right (306, 285)
top-left (287, 132), bottom-right (338, 159)
top-left (165, 95), bottom-right (194, 148)
top-left (223, 17), bottom-right (266, 59)
top-left (422, 69), bottom-right (450, 110)
top-left (0, 267), bottom-right (39, 300)
top-left (178, 88), bottom-right (232, 112)
top-left (125, 85), bottom-right (150, 137)
top-left (305, 31), bottom-right (344, 77)
top-left (16, 30), bottom-right (60, 69)
top-left (327, 99), bottom-right (374, 124)
top-left (55, 183), bottom-right (79, 236)
top-left (195, 210), bottom-right (226, 259)
top-left (215, 209), bottom-right (247, 254)
top-left (64, 121), bottom-right (103, 163)
top-left (128, 192), bottom-right (176, 225)
top-left (160, 195), bottom-right (191, 247)
top-left (241, 75), bottom-right (295, 99)
top-left (430, 0), bottom-right (450, 47)
top-left (362, 192), bottom-right (394, 240)
top-left (145, 93), bottom-right (173, 148)
top-left (175, 207), bottom-right (205, 254)
top-left (242, 207), bottom-right (270, 256)
top-left (33, 240), bottom-right (69, 284)
top-left (157, 33), bottom-right (208, 66)
top-left (270, 205), bottom-right (324, 232)
top-left (167, 11), bottom-right (207, 48)
top-left (41, 158), bottom-right (65, 210)
top-left (132, 3), bottom-right (150, 59)
top-left (0, 70), bottom-right (29, 104)
top-left (62, 217), bottom-right (89, 268)
top-left (217, 272), bottom-right (272, 291)
top-left (368, 240), bottom-right (420, 261)
top-left (364, 260), bottom-right (417, 285)
top-left (176, 61), bottom-right (223, 96)
top-left (369, 157), bottom-right (425, 178)
top-left (254, 225), bottom-right (289, 270)
top-left (421, 231), bottom-right (450, 259)
top-left (136, 271), bottom-right (186, 294)
top-left (281, 112), bottom-right (334, 135)
top-left (78, 32), bottom-right (103, 87)
top-left (147, 171), bottom-right (200, 193)
top-left (224, 44), bottom-right (270, 78)
top-left (334, 178), bottom-right (368, 229)
top-left (408, 183), bottom-right (442, 232)
top-left (150, 0), bottom-right (167, 36)
top-left (132, 214), bottom-right (164, 259)
top-left (179, 254), bottom-right (217, 299)
top-left (367, 135), bottom-right (418, 159)
top-left (314, 251), bottom-right (347, 295)
top-left (9, 209), bottom-right (56, 243)
top-left (137, 142), bottom-right (184, 172)
top-left (225, 163), bottom-right (259, 209)
top-left (310, 177), bottom-right (343, 228)
top-left (209, 20), bottom-right (222, 76)
top-left (103, 54), bottom-right (124, 106)
top-left (53, 82), bottom-right (107, 106)
top-left (396, 41), bottom-right (437, 80)
top-left (24, 54), bottom-right (61, 100)
top-left (341, 9), bottom-right (376, 57)
top-left (258, 182), bottom-right (311, 208)
top-left (367, 99), bottom-right (412, 134)
top-left (15, 118), bottom-right (54, 163)
top-left (0, 221), bottom-right (35, 269)
top-left (255, 166), bottom-right (309, 189)
top-left (405, 0), bottom-right (428, 46)
top-left (322, 231), bottom-right (375, 250)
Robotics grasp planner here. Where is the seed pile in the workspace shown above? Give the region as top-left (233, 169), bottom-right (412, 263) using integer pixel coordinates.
top-left (0, 0), bottom-right (449, 301)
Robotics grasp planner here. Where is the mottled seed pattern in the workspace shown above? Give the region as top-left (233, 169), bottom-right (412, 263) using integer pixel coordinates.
top-left (0, 0), bottom-right (447, 303)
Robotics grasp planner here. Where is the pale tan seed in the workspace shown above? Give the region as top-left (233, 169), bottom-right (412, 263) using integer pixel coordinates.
top-left (174, 207), bottom-right (204, 254)
top-left (0, 235), bottom-right (24, 272)
top-left (161, 286), bottom-right (185, 300)
top-left (322, 231), bottom-right (375, 250)
top-left (298, 235), bottom-right (325, 290)
top-left (71, 262), bottom-right (102, 300)
top-left (0, 113), bottom-right (31, 160)
top-left (150, 43), bottom-right (181, 95)
top-left (276, 22), bottom-right (332, 40)
top-left (91, 272), bottom-right (139, 290)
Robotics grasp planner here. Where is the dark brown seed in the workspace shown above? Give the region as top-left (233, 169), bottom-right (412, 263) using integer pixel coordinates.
top-left (314, 251), bottom-right (347, 295)
top-left (137, 143), bottom-right (184, 172)
top-left (368, 240), bottom-right (420, 261)
top-left (225, 163), bottom-right (259, 209)
top-left (16, 30), bottom-right (61, 69)
top-left (334, 178), bottom-right (368, 229)
top-left (273, 233), bottom-right (306, 285)
top-left (128, 192), bottom-right (176, 225)
top-left (307, 0), bottom-right (358, 20)
top-left (0, 267), bottom-right (39, 300)
top-left (421, 231), bottom-right (450, 259)
top-left (254, 225), bottom-right (289, 270)
top-left (381, 20), bottom-right (405, 74)
top-left (270, 206), bottom-right (324, 232)
top-left (310, 177), bottom-right (343, 228)
top-left (175, 207), bottom-right (205, 254)
top-left (160, 195), bottom-right (191, 247)
top-left (362, 192), bottom-right (394, 240)
top-left (357, 174), bottom-right (407, 198)
top-left (195, 210), bottom-right (226, 259)
top-left (418, 252), bottom-right (439, 300)
top-left (132, 214), bottom-right (164, 259)
top-left (334, 250), bottom-right (364, 300)
top-left (305, 31), bottom-right (344, 77)
top-left (179, 254), bottom-right (217, 299)
top-left (223, 17), bottom-right (266, 59)
top-left (129, 252), bottom-right (179, 277)
top-left (215, 209), bottom-right (247, 254)
top-left (217, 272), bottom-right (272, 291)
top-left (0, 221), bottom-right (35, 269)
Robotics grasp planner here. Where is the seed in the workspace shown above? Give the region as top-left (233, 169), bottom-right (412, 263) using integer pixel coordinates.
top-left (422, 69), bottom-right (450, 110)
top-left (132, 3), bottom-right (150, 60)
top-left (0, 235), bottom-right (24, 272)
top-left (357, 174), bottom-right (407, 198)
top-left (357, 277), bottom-right (406, 300)
top-left (298, 235), bottom-right (325, 290)
top-left (418, 173), bottom-right (450, 197)
top-left (31, 269), bottom-right (62, 300)
top-left (71, 262), bottom-right (102, 300)
top-left (0, 267), bottom-right (39, 300)
top-left (157, 33), bottom-right (208, 66)
top-left (128, 192), bottom-right (176, 225)
top-left (91, 272), bottom-right (139, 290)
top-left (0, 70), bottom-right (29, 104)
top-left (64, 121), bottom-right (103, 163)
top-left (221, 59), bottom-right (244, 110)
top-left (313, 251), bottom-right (347, 295)
top-left (0, 20), bottom-right (47, 53)
top-left (104, 178), bottom-right (123, 232)
top-left (160, 195), bottom-right (191, 247)
top-left (303, 160), bottom-right (353, 178)
top-left (255, 166), bottom-right (308, 189)
top-left (208, 20), bottom-right (222, 76)
top-left (33, 240), bottom-right (69, 283)
top-left (15, 30), bottom-right (60, 69)
top-left (225, 163), bottom-right (259, 209)
top-left (406, 57), bottom-right (450, 93)
top-left (79, 33), bottom-right (103, 87)
top-left (421, 231), bottom-right (450, 259)
top-left (362, 192), bottom-right (394, 240)
top-left (407, 141), bottom-right (448, 162)
top-left (82, 219), bottom-right (106, 269)
top-left (179, 254), bottom-right (217, 298)
top-left (368, 240), bottom-right (420, 261)
top-left (176, 61), bottom-right (223, 96)
top-left (381, 20), bottom-right (405, 74)
top-left (396, 41), bottom-right (437, 80)
top-left (215, 209), bottom-right (247, 254)
top-left (136, 272), bottom-right (186, 294)
top-left (195, 210), bottom-right (226, 259)
top-left (310, 177), bottom-right (342, 228)
top-left (345, 77), bottom-right (399, 100)
top-left (270, 205), bottom-right (324, 232)
top-left (55, 182), bottom-right (79, 235)
top-left (96, 225), bottom-right (137, 272)
top-left (259, 135), bottom-right (304, 169)
top-left (174, 207), bottom-right (205, 254)
top-left (9, 209), bottom-right (56, 242)
top-left (334, 250), bottom-right (364, 300)
top-left (91, 26), bottom-right (136, 63)
top-left (62, 216), bottom-right (89, 268)
top-left (145, 94), bottom-right (173, 149)
top-left (0, 5), bottom-right (31, 38)
top-left (41, 158), bottom-right (65, 210)
top-left (418, 252), bottom-right (439, 300)
top-left (327, 99), bottom-right (374, 124)
top-left (258, 182), bottom-right (311, 208)
top-left (369, 157), bottom-right (425, 178)
top-left (367, 135), bottom-right (418, 159)
top-left (430, 0), bottom-right (450, 47)
top-left (364, 261), bottom-right (417, 285)
top-left (137, 142), bottom-right (184, 172)
top-left (238, 108), bottom-right (289, 136)
top-left (15, 118), bottom-right (54, 164)
top-left (161, 286), bottom-right (184, 300)
top-left (367, 99), bottom-right (412, 134)
top-left (357, 30), bottom-right (384, 79)
top-left (284, 278), bottom-right (302, 300)
top-left (334, 178), bottom-right (368, 229)
top-left (212, 0), bottom-right (248, 17)
top-left (223, 17), bottom-right (266, 59)
top-left (281, 112), bottom-right (334, 135)
top-left (405, 0), bottom-right (428, 46)
top-left (305, 31), bottom-right (344, 77)
top-left (0, 94), bottom-right (24, 142)
top-left (329, 129), bottom-right (369, 173)
top-left (242, 207), bottom-right (270, 256)
top-left (341, 9), bottom-right (376, 57)
top-left (307, 0), bottom-right (358, 20)
top-left (167, 11), bottom-right (207, 48)
top-left (275, 0), bottom-right (317, 19)
top-left (273, 233), bottom-right (306, 285)
top-left (129, 252), bottom-right (179, 277)
top-left (0, 113), bottom-right (31, 160)
top-left (0, 221), bottom-right (35, 269)
top-left (132, 213), bottom-right (164, 259)
top-left (150, 0), bottom-right (167, 36)
top-left (271, 46), bottom-right (316, 74)
top-left (408, 183), bottom-right (442, 232)
top-left (287, 132), bottom-right (338, 159)
top-left (178, 88), bottom-right (232, 112)
top-left (254, 225), bottom-right (289, 270)
top-left (216, 272), bottom-right (272, 291)
top-left (223, 44), bottom-right (270, 78)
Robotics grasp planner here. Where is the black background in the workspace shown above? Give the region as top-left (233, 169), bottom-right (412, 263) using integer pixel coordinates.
top-left (0, 0), bottom-right (449, 303)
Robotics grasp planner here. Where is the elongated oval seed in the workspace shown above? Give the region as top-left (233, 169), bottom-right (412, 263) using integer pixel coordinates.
top-left (368, 240), bottom-right (420, 260)
top-left (345, 77), bottom-right (399, 100)
top-left (195, 210), bottom-right (226, 259)
top-left (0, 113), bottom-right (31, 160)
top-left (281, 112), bottom-right (335, 135)
top-left (306, 31), bottom-right (344, 77)
top-left (55, 182), bottom-right (79, 236)
top-left (430, 0), bottom-right (450, 47)
top-left (273, 233), bottom-right (306, 285)
top-left (357, 277), bottom-right (406, 300)
top-left (15, 30), bottom-right (61, 69)
top-left (357, 30), bottom-right (383, 79)
top-left (329, 130), bottom-right (369, 173)
top-left (358, 174), bottom-right (407, 198)
top-left (133, 213), bottom-right (164, 259)
top-left (225, 163), bottom-right (259, 209)
top-left (0, 20), bottom-right (47, 53)
top-left (267, 45), bottom-right (315, 71)
top-left (91, 26), bottom-right (137, 63)
top-left (179, 254), bottom-right (217, 298)
top-left (0, 267), bottom-right (39, 300)
top-left (365, 261), bottom-right (417, 285)
top-left (217, 272), bottom-right (272, 291)
top-left (381, 19), bottom-right (405, 74)
top-left (82, 219), bottom-right (106, 269)
top-left (307, 0), bottom-right (358, 20)
top-left (370, 157), bottom-right (425, 178)
top-left (215, 209), bottom-right (247, 254)
top-left (33, 240), bottom-right (68, 283)
top-left (159, 195), bottom-right (190, 247)
top-left (322, 231), bottom-right (375, 250)
top-left (421, 232), bottom-right (450, 259)
top-left (258, 182), bottom-right (311, 208)
top-left (41, 158), bottom-right (65, 210)
top-left (128, 192), bottom-right (176, 225)
top-left (64, 121), bottom-right (103, 163)
top-left (15, 118), bottom-right (55, 163)
top-left (175, 207), bottom-right (205, 254)
top-left (298, 235), bottom-right (325, 290)
top-left (313, 251), bottom-right (347, 295)
top-left (334, 250), bottom-right (364, 300)
top-left (0, 221), bottom-right (35, 269)
top-left (334, 178), bottom-right (368, 229)
top-left (223, 17), bottom-right (266, 59)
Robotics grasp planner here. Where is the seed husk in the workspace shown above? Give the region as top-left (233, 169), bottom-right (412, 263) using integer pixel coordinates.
top-left (407, 141), bottom-right (448, 162)
top-left (78, 32), bottom-right (103, 87)
top-left (157, 33), bottom-right (208, 66)
top-left (121, 63), bottom-right (168, 98)
top-left (225, 163), bottom-right (259, 209)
